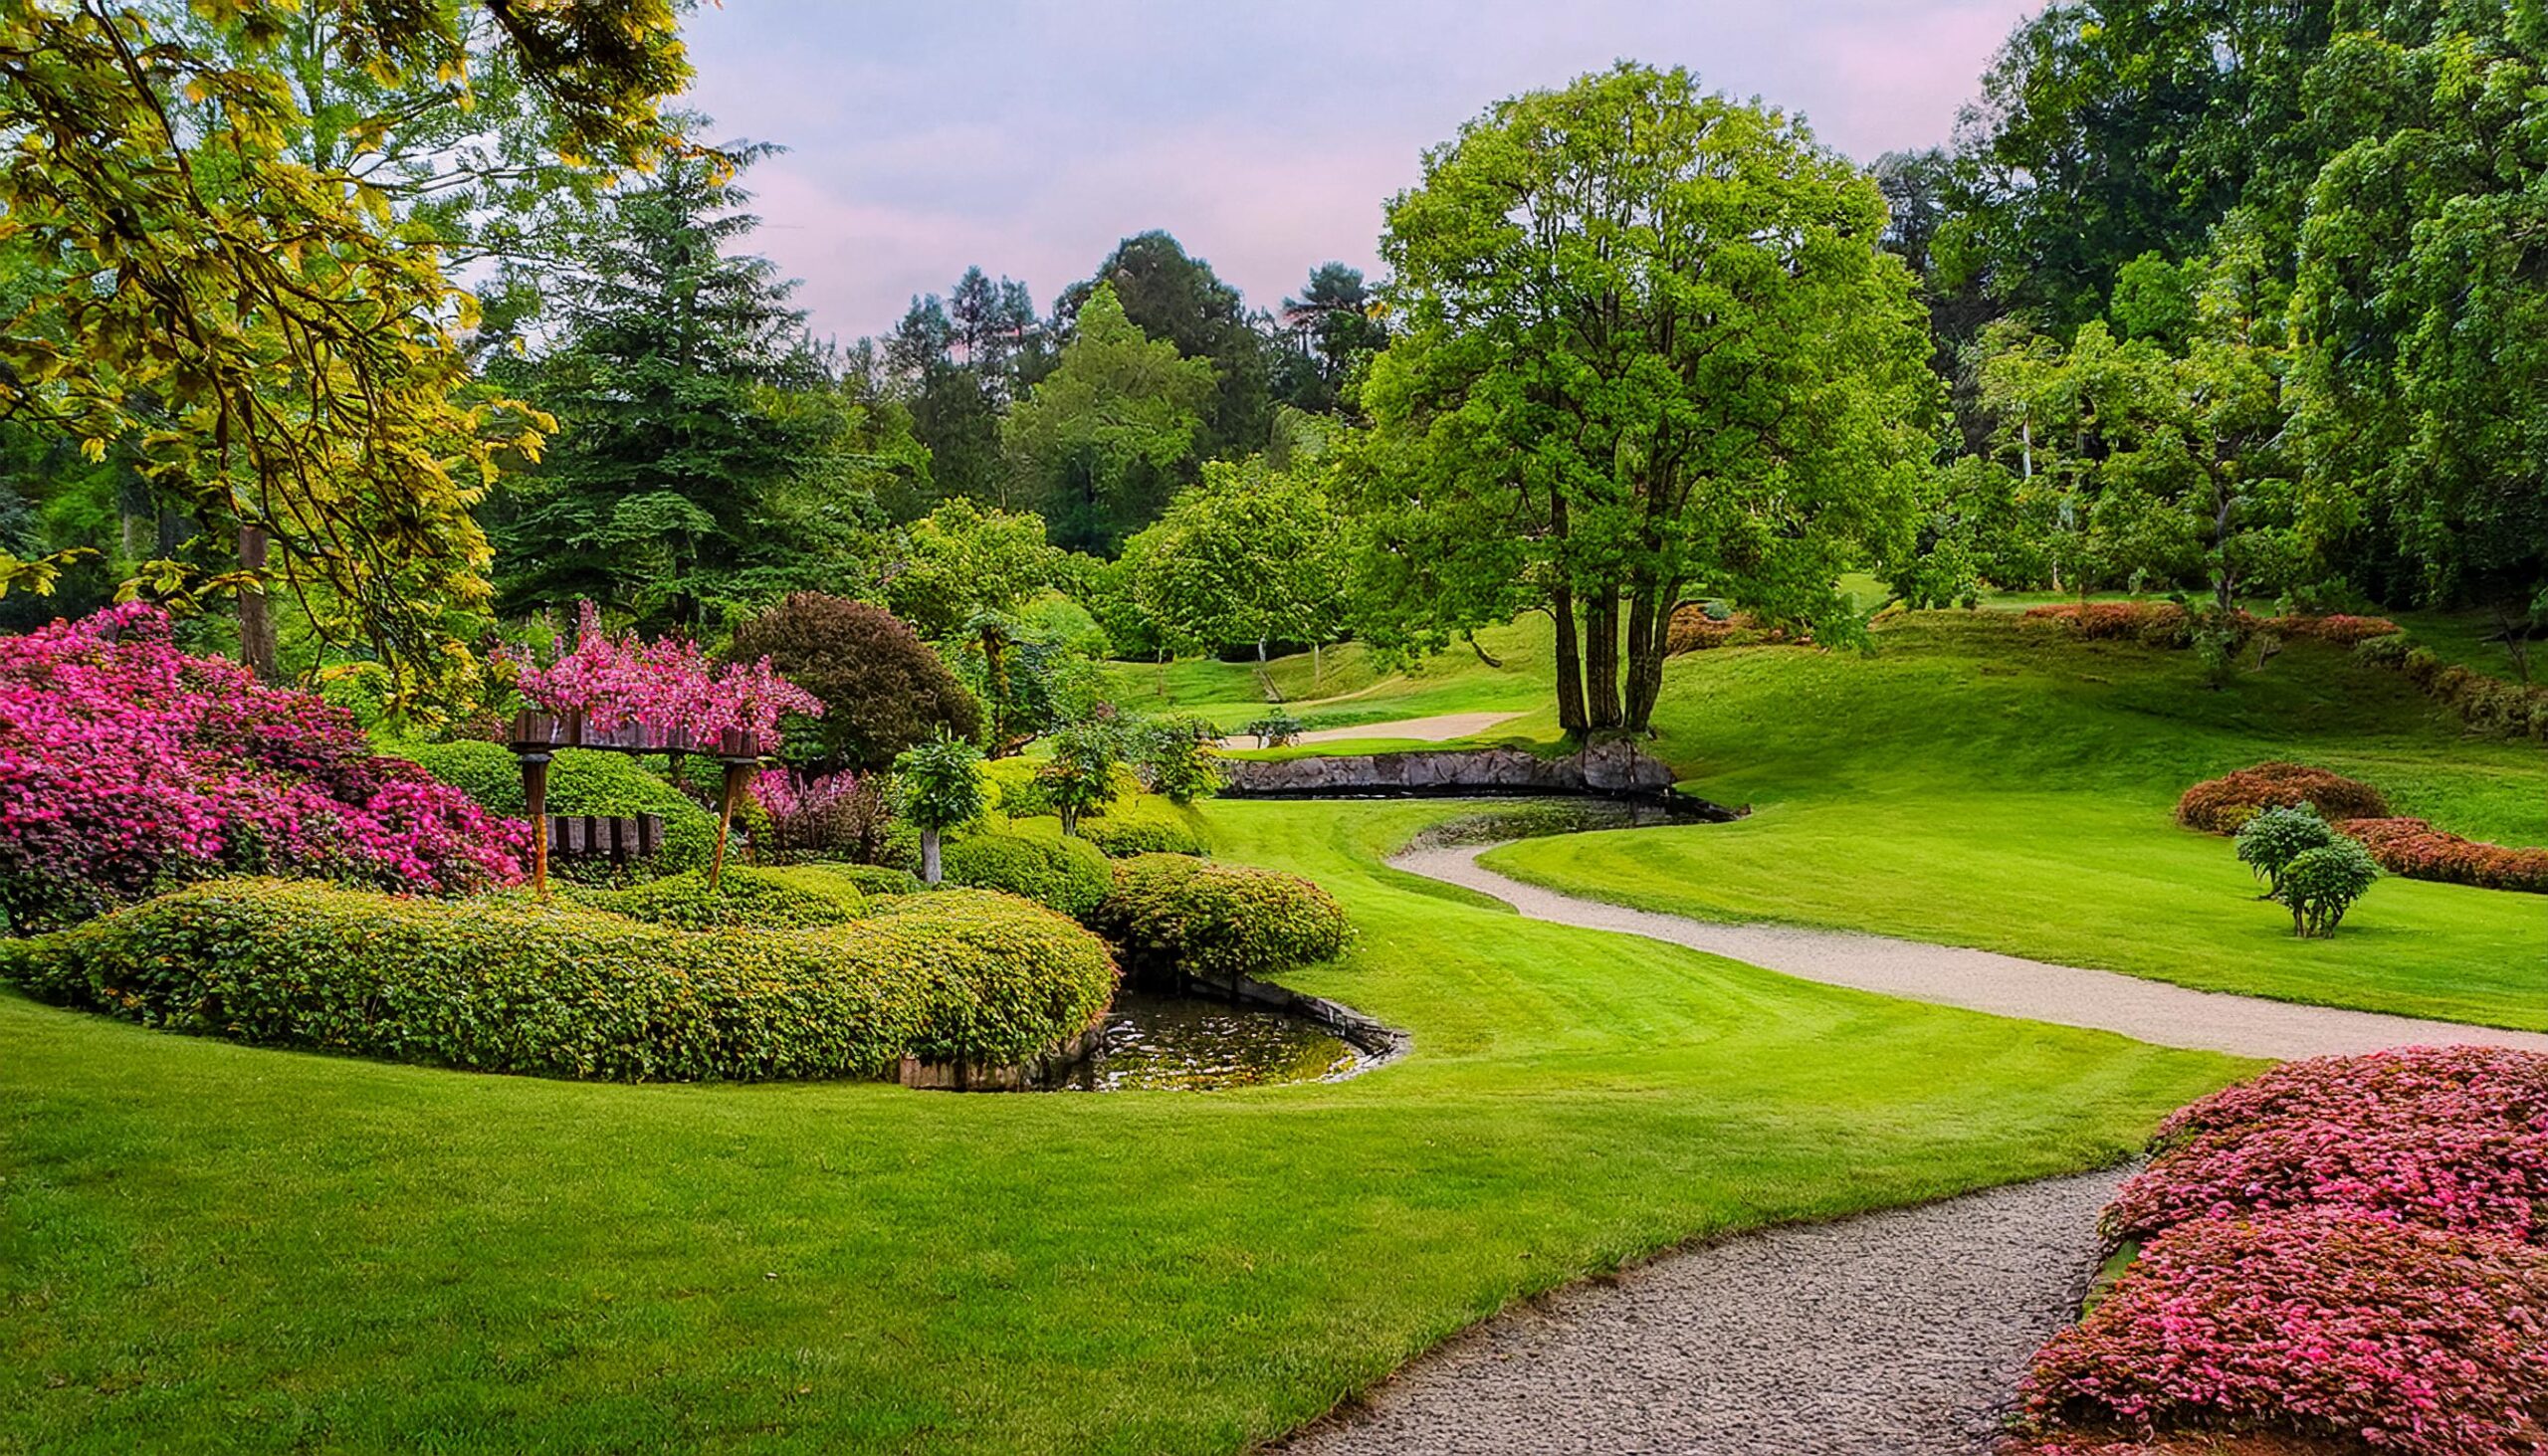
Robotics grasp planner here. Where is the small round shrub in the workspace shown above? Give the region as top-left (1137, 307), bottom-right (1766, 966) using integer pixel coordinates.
top-left (983, 756), bottom-right (1054, 818)
top-left (1093, 853), bottom-right (1354, 983)
top-left (2232, 803), bottom-right (2335, 898)
top-left (0, 877), bottom-right (1113, 1077)
top-left (2279, 837), bottom-right (2379, 936)
top-left (2175, 761), bottom-right (2390, 834)
top-left (942, 832), bottom-right (1113, 921)
top-left (1082, 816), bottom-right (1207, 858)
top-left (574, 867), bottom-right (866, 931)
top-left (399, 739), bottom-right (721, 877)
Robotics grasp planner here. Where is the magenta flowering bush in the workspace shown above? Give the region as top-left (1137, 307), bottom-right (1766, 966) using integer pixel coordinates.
top-left (2009, 1208), bottom-right (2548, 1456)
top-left (0, 603), bottom-right (529, 930)
top-left (510, 601), bottom-right (821, 746)
top-left (2107, 1048), bottom-right (2548, 1246)
top-left (749, 766), bottom-right (887, 860)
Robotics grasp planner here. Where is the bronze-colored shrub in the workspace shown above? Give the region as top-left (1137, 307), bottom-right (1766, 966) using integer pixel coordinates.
top-left (2175, 762), bottom-right (2390, 834)
top-left (727, 593), bottom-right (980, 772)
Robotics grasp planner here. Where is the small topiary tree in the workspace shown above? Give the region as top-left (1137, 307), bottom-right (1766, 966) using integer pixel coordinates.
top-left (2234, 803), bottom-right (2337, 900)
top-left (728, 593), bottom-right (981, 773)
top-left (1132, 713), bottom-right (1223, 805)
top-left (893, 730), bottom-right (986, 885)
top-left (1038, 721), bottom-right (1125, 836)
top-left (2279, 837), bottom-right (2381, 937)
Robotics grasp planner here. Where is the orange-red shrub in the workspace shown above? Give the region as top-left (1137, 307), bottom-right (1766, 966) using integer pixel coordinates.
top-left (2339, 818), bottom-right (2548, 895)
top-left (1665, 605), bottom-right (1806, 654)
top-left (2175, 762), bottom-right (2391, 833)
top-left (2265, 614), bottom-right (2403, 646)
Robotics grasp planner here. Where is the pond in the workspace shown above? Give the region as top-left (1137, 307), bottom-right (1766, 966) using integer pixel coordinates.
top-left (1055, 990), bottom-right (1365, 1092)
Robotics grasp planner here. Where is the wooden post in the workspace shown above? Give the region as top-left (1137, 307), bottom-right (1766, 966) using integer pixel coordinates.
top-left (711, 757), bottom-right (752, 892)
top-left (522, 751), bottom-right (552, 899)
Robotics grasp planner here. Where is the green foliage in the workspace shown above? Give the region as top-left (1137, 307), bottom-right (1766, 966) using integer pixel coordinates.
top-left (2278, 838), bottom-right (2382, 938)
top-left (0, 1), bottom-right (687, 698)
top-left (2234, 804), bottom-right (2337, 899)
top-left (486, 149), bottom-right (862, 632)
top-left (1358, 63), bottom-right (1938, 733)
top-left (726, 592), bottom-right (980, 772)
top-left (942, 833), bottom-right (1113, 922)
top-left (1037, 721), bottom-right (1127, 834)
top-left (394, 739), bottom-right (719, 876)
top-left (1002, 282), bottom-right (1215, 553)
top-left (982, 756), bottom-right (1055, 819)
top-left (891, 732), bottom-right (987, 834)
top-left (1093, 853), bottom-right (1353, 984)
top-left (571, 867), bottom-right (866, 931)
top-left (793, 863), bottom-right (926, 898)
top-left (1244, 710), bottom-right (1306, 747)
top-left (950, 607), bottom-right (1107, 756)
top-left (1128, 714), bottom-right (1224, 806)
top-left (1054, 231), bottom-right (1273, 464)
top-left (1080, 816), bottom-right (1208, 860)
top-left (1119, 457), bottom-right (1350, 660)
top-left (0, 876), bottom-right (1113, 1078)
top-left (881, 500), bottom-right (1063, 639)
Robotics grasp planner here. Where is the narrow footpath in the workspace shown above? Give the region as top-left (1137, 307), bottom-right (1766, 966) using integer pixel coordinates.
top-left (1278, 841), bottom-right (2548, 1455)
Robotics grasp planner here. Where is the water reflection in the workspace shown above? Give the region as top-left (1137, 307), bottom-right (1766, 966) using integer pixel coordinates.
top-left (1058, 991), bottom-right (1362, 1092)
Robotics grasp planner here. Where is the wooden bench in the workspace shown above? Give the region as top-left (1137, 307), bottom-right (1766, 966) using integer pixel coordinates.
top-left (544, 814), bottom-right (665, 863)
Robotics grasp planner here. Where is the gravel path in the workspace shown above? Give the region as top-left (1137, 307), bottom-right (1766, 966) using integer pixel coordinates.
top-left (1396, 842), bottom-right (2548, 1061)
top-left (1284, 1166), bottom-right (2127, 1456)
top-left (1291, 711), bottom-right (1526, 745)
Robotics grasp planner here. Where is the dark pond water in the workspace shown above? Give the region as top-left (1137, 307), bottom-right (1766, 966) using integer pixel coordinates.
top-left (1055, 991), bottom-right (1363, 1092)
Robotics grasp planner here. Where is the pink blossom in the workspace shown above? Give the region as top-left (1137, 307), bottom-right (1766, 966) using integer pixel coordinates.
top-left (509, 601), bottom-right (821, 748)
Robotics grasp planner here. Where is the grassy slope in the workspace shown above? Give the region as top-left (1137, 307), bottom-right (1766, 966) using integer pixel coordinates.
top-left (0, 799), bottom-right (2237, 1454)
top-left (1478, 612), bottom-right (2547, 1029)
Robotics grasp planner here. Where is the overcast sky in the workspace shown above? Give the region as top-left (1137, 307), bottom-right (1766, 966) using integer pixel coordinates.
top-left (681, 1), bottom-right (2033, 343)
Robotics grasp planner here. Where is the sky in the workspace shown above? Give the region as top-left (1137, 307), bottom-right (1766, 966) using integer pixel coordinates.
top-left (681, 0), bottom-right (2036, 344)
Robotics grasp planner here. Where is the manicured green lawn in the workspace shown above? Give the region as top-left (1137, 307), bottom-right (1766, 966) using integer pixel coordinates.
top-left (1478, 612), bottom-right (2547, 1029)
top-left (0, 799), bottom-right (2238, 1453)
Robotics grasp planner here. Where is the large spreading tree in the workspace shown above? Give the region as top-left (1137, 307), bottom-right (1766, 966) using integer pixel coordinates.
top-left (0, 0), bottom-right (688, 700)
top-left (1354, 64), bottom-right (1938, 734)
top-left (1003, 282), bottom-right (1213, 553)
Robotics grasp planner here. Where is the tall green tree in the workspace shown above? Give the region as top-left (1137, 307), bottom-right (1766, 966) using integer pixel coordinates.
top-left (0, 0), bottom-right (688, 701)
top-left (1124, 458), bottom-right (1350, 663)
top-left (1355, 64), bottom-right (1938, 734)
top-left (1002, 283), bottom-right (1213, 553)
top-left (1055, 232), bottom-right (1271, 458)
top-left (1276, 263), bottom-right (1387, 414)
top-left (2291, 9), bottom-right (2548, 646)
top-left (487, 145), bottom-right (844, 630)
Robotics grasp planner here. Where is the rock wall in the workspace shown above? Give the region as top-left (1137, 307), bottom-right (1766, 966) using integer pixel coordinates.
top-left (1222, 740), bottom-right (1685, 801)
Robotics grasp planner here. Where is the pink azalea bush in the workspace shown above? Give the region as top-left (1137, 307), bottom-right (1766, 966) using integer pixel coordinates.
top-left (509, 601), bottom-right (821, 747)
top-left (2107, 1047), bottom-right (2548, 1246)
top-left (749, 767), bottom-right (886, 860)
top-left (0, 603), bottom-right (529, 930)
top-left (2007, 1208), bottom-right (2548, 1456)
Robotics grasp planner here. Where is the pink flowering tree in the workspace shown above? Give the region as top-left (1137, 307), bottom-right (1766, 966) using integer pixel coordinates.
top-left (509, 602), bottom-right (821, 749)
top-left (0, 603), bottom-right (531, 930)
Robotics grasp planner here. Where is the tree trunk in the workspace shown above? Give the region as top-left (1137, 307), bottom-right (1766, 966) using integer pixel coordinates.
top-left (237, 523), bottom-right (279, 684)
top-left (1583, 587), bottom-right (1622, 729)
top-left (1621, 579), bottom-right (1674, 732)
top-left (1551, 586), bottom-right (1588, 734)
top-left (921, 827), bottom-right (944, 885)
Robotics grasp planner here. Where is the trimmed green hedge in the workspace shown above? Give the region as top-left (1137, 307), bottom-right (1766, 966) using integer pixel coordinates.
top-left (1081, 816), bottom-right (1207, 859)
top-left (1093, 854), bottom-right (1354, 983)
top-left (391, 740), bottom-right (721, 877)
top-left (943, 832), bottom-right (1113, 921)
top-left (0, 878), bottom-right (1116, 1079)
top-left (791, 863), bottom-right (925, 898)
top-left (572, 867), bottom-right (866, 931)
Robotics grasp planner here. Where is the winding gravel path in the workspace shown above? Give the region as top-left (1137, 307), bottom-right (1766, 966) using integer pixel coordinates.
top-left (1396, 841), bottom-right (2548, 1060)
top-left (1291, 711), bottom-right (1527, 745)
top-left (1284, 1167), bottom-right (2125, 1456)
top-left (1283, 839), bottom-right (2548, 1455)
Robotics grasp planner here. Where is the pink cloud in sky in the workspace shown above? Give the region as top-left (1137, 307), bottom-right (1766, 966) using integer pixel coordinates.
top-left (683, 1), bottom-right (2040, 342)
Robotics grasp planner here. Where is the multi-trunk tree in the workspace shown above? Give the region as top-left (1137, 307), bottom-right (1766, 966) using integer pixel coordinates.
top-left (1353, 64), bottom-right (1938, 735)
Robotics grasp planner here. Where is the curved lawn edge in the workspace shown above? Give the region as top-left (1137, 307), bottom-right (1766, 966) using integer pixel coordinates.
top-left (1419, 840), bottom-right (2548, 1059)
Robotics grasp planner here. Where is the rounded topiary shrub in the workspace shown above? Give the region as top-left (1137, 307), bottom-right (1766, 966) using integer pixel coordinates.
top-left (573, 867), bottom-right (866, 931)
top-left (1093, 854), bottom-right (1353, 984)
top-left (2174, 760), bottom-right (2390, 834)
top-left (0, 877), bottom-right (1115, 1078)
top-left (803, 863), bottom-right (926, 898)
top-left (1081, 816), bottom-right (1207, 859)
top-left (397, 739), bottom-right (722, 877)
top-left (942, 832), bottom-right (1112, 921)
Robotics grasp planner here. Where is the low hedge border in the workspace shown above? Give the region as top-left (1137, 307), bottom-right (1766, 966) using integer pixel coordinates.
top-left (943, 832), bottom-right (1113, 921)
top-left (571, 867), bottom-right (867, 930)
top-left (1092, 853), bottom-right (1354, 983)
top-left (0, 878), bottom-right (1115, 1080)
